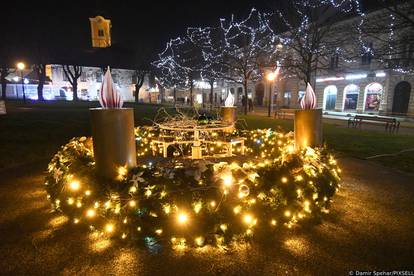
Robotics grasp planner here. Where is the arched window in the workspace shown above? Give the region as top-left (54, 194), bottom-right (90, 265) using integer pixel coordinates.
top-left (343, 84), bottom-right (359, 110)
top-left (323, 85), bottom-right (337, 110)
top-left (364, 82), bottom-right (383, 112)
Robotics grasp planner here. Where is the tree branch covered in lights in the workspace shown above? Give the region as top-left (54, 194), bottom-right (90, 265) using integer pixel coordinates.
top-left (153, 35), bottom-right (202, 106)
top-left (272, 0), bottom-right (364, 84)
top-left (360, 1), bottom-right (414, 73)
top-left (45, 127), bottom-right (341, 249)
top-left (153, 9), bottom-right (281, 114)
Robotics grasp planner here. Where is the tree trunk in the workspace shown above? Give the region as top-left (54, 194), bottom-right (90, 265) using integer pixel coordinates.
top-left (37, 82), bottom-right (44, 101)
top-left (36, 64), bottom-right (45, 101)
top-left (173, 87), bottom-right (176, 104)
top-left (210, 81), bottom-right (214, 110)
top-left (134, 84), bottom-right (141, 103)
top-left (73, 83), bottom-right (78, 101)
top-left (243, 80), bottom-right (248, 115)
top-left (190, 81), bottom-right (193, 106)
top-left (1, 76), bottom-right (6, 100)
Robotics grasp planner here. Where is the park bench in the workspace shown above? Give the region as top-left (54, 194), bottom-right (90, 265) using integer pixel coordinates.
top-left (348, 115), bottom-right (400, 132)
top-left (274, 108), bottom-right (296, 119)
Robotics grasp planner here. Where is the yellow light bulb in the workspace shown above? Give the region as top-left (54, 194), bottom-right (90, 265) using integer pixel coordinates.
top-left (195, 236), bottom-right (204, 247)
top-left (193, 201), bottom-right (202, 213)
top-left (85, 190), bottom-right (91, 196)
top-left (155, 229), bottom-right (163, 235)
top-left (163, 205), bottom-right (171, 214)
top-left (284, 210), bottom-right (291, 217)
top-left (271, 219), bottom-right (277, 226)
top-left (69, 180), bottom-right (80, 191)
top-left (243, 214), bottom-right (253, 225)
top-left (220, 224), bottom-right (227, 232)
top-left (105, 223), bottom-right (114, 233)
top-left (67, 198), bottom-right (74, 205)
top-left (86, 209), bottom-right (95, 218)
top-left (233, 206), bottom-right (241, 214)
top-left (129, 200), bottom-right (136, 207)
top-left (221, 174), bottom-right (233, 187)
top-left (74, 218), bottom-right (79, 224)
top-left (281, 177), bottom-right (288, 183)
top-left (177, 213), bottom-right (188, 225)
top-left (210, 201), bottom-right (216, 208)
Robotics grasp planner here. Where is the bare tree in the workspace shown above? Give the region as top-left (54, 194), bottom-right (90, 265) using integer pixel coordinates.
top-left (153, 35), bottom-right (203, 107)
top-left (34, 64), bottom-right (46, 101)
top-left (217, 9), bottom-right (279, 114)
top-left (132, 70), bottom-right (147, 103)
top-left (62, 65), bottom-right (83, 101)
top-left (0, 66), bottom-right (12, 100)
top-left (274, 0), bottom-right (362, 85)
top-left (361, 1), bottom-right (414, 72)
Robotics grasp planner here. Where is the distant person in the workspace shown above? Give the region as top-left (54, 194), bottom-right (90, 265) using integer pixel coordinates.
top-left (242, 96), bottom-right (247, 109)
top-left (248, 98), bottom-right (253, 111)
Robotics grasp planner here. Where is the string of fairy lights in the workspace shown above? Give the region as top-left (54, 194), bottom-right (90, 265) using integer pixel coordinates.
top-left (154, 0), bottom-right (413, 91)
top-left (45, 124), bottom-right (341, 249)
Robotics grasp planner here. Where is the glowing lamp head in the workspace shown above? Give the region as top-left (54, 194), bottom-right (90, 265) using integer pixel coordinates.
top-left (267, 72), bottom-right (277, 81)
top-left (17, 62), bottom-right (25, 70)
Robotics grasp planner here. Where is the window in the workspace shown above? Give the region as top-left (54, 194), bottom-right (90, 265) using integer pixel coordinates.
top-left (80, 72), bottom-right (87, 82)
top-left (95, 71), bottom-right (103, 83)
top-left (283, 91), bottom-right (291, 107)
top-left (330, 54), bottom-right (339, 69)
top-left (361, 42), bottom-right (373, 65)
top-left (98, 29), bottom-right (104, 37)
top-left (112, 74), bottom-right (118, 84)
top-left (343, 84), bottom-right (359, 110)
top-left (323, 85), bottom-right (337, 110)
top-left (364, 82), bottom-right (383, 112)
top-left (62, 70), bottom-right (69, 81)
top-left (297, 91), bottom-right (305, 103)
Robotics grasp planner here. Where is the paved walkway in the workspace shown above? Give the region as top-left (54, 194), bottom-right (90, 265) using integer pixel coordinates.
top-left (0, 158), bottom-right (413, 275)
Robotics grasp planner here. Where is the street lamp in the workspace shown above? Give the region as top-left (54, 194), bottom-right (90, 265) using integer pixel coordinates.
top-left (266, 67), bottom-right (280, 117)
top-left (16, 62), bottom-right (26, 103)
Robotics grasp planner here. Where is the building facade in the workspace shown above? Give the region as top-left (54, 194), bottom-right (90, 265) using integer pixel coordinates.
top-left (2, 64), bottom-right (161, 103)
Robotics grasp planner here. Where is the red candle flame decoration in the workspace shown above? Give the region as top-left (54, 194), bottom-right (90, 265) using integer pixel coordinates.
top-left (300, 83), bottom-right (317, 110)
top-left (99, 67), bottom-right (123, 108)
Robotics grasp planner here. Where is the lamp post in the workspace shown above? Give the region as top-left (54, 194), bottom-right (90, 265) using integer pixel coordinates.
top-left (266, 67), bottom-right (280, 117)
top-left (16, 62), bottom-right (26, 104)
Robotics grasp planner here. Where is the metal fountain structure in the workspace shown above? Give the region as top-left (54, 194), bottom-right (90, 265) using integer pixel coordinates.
top-left (151, 92), bottom-right (245, 159)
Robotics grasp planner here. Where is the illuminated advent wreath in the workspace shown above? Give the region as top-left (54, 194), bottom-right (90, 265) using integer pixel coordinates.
top-left (45, 125), bottom-right (341, 249)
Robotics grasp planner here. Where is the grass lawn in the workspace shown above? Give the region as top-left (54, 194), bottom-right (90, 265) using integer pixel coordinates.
top-left (1, 101), bottom-right (413, 173)
top-left (240, 114), bottom-right (414, 173)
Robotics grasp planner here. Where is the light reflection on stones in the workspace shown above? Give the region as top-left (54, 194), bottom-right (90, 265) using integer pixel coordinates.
top-left (89, 232), bottom-right (112, 253)
top-left (283, 237), bottom-right (309, 256)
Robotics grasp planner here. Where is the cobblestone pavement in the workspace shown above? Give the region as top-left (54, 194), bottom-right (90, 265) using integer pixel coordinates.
top-left (0, 157), bottom-right (413, 275)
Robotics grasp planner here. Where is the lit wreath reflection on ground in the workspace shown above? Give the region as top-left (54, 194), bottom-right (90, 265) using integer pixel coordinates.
top-left (45, 116), bottom-right (341, 250)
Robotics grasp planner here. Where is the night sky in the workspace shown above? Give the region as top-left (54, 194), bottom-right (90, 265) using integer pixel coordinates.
top-left (2, 0), bottom-right (380, 68)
